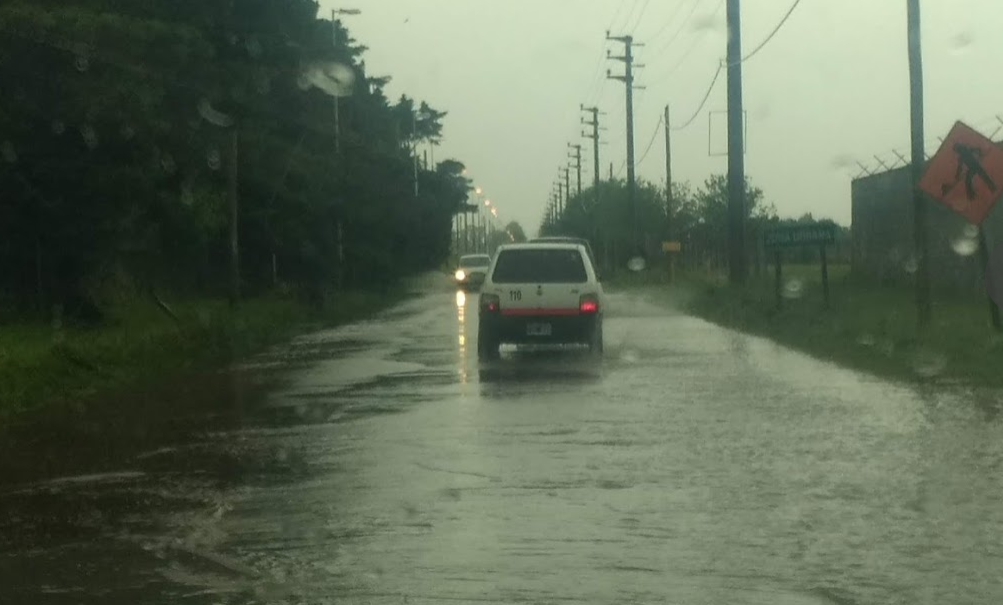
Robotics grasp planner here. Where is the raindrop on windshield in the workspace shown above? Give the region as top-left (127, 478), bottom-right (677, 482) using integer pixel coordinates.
top-left (904, 256), bottom-right (918, 274)
top-left (856, 333), bottom-right (876, 347)
top-left (951, 235), bottom-right (978, 256)
top-left (160, 154), bottom-right (176, 174)
top-left (782, 279), bottom-right (804, 299)
top-left (80, 124), bottom-right (98, 149)
top-left (255, 73), bottom-right (271, 95)
top-left (300, 61), bottom-right (355, 98)
top-left (950, 31), bottom-right (974, 54)
top-left (120, 125), bottom-right (135, 140)
top-left (51, 120), bottom-right (65, 135)
top-left (206, 147), bottom-right (221, 170)
top-left (627, 257), bottom-right (646, 272)
top-left (181, 186), bottom-right (195, 207)
top-left (912, 349), bottom-right (947, 378)
top-left (198, 99), bottom-right (235, 128)
top-left (74, 54), bottom-right (89, 72)
top-left (1, 141), bottom-right (16, 163)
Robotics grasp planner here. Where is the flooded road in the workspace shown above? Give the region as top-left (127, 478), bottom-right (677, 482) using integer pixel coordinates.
top-left (2, 277), bottom-right (1003, 604)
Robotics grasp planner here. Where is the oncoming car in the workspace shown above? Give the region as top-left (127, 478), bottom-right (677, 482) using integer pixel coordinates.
top-left (477, 242), bottom-right (604, 359)
top-left (454, 253), bottom-right (492, 290)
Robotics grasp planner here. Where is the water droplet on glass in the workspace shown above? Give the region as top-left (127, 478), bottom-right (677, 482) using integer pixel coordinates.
top-left (206, 148), bottom-right (221, 170)
top-left (950, 31), bottom-right (974, 54)
top-left (830, 154), bottom-right (855, 170)
top-left (904, 256), bottom-right (918, 274)
top-left (627, 257), bottom-right (646, 272)
top-left (120, 125), bottom-right (135, 140)
top-left (301, 62), bottom-right (355, 98)
top-left (693, 14), bottom-right (720, 32)
top-left (912, 349), bottom-right (946, 378)
top-left (74, 55), bottom-right (89, 72)
top-left (1, 141), bottom-right (16, 163)
top-left (245, 37), bottom-right (263, 58)
top-left (181, 186), bottom-right (195, 207)
top-left (51, 120), bottom-right (65, 135)
top-left (197, 98), bottom-right (235, 128)
top-left (856, 333), bottom-right (876, 347)
top-left (621, 349), bottom-right (640, 363)
top-left (951, 234), bottom-right (978, 256)
top-left (160, 154), bottom-right (176, 174)
top-left (963, 224), bottom-right (979, 239)
top-left (80, 125), bottom-right (98, 149)
top-left (255, 73), bottom-right (271, 95)
top-left (782, 279), bottom-right (804, 299)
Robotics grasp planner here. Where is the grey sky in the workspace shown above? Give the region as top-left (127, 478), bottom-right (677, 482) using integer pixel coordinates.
top-left (323, 0), bottom-right (1002, 232)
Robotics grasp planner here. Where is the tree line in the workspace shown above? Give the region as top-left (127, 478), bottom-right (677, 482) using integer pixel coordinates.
top-left (540, 174), bottom-right (850, 273)
top-left (0, 0), bottom-right (470, 322)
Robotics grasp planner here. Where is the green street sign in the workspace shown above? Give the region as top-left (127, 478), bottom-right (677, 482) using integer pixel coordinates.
top-left (764, 225), bottom-right (836, 248)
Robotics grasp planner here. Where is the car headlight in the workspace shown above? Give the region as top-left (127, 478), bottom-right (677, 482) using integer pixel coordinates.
top-left (455, 269), bottom-right (466, 281)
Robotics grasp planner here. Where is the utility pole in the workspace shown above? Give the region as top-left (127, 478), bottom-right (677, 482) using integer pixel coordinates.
top-left (907, 0), bottom-right (930, 328)
top-left (581, 105), bottom-right (603, 190)
top-left (561, 166), bottom-right (571, 207)
top-left (568, 144), bottom-right (583, 196)
top-left (664, 105), bottom-right (673, 237)
top-left (228, 128), bottom-right (240, 306)
top-left (726, 0), bottom-right (747, 285)
top-left (608, 32), bottom-right (644, 254)
top-left (557, 177), bottom-right (565, 217)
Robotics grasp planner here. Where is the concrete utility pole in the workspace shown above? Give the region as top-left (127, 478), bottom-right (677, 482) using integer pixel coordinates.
top-left (664, 104), bottom-right (673, 238)
top-left (608, 32), bottom-right (644, 253)
top-left (561, 166), bottom-right (571, 207)
top-left (726, 0), bottom-right (747, 285)
top-left (581, 105), bottom-right (604, 190)
top-left (907, 0), bottom-right (930, 328)
top-left (568, 143), bottom-right (583, 196)
top-left (557, 175), bottom-right (565, 216)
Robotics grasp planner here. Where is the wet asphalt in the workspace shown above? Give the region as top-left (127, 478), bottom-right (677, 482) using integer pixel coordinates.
top-left (1, 275), bottom-right (1002, 605)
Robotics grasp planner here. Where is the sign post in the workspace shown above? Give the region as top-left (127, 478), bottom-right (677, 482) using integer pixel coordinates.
top-left (662, 241), bottom-right (681, 283)
top-left (764, 225), bottom-right (837, 310)
top-left (919, 121), bottom-right (1003, 331)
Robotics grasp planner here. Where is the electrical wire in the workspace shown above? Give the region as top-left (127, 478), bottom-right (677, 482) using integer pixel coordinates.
top-left (645, 0), bottom-right (692, 44)
top-left (636, 115), bottom-right (664, 165)
top-left (651, 0), bottom-right (708, 57)
top-left (657, 0), bottom-right (725, 80)
top-left (628, 0), bottom-right (654, 34)
top-left (734, 0), bottom-right (804, 65)
top-left (671, 61), bottom-right (722, 131)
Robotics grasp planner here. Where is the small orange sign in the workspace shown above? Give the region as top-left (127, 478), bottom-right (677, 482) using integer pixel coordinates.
top-left (662, 241), bottom-right (681, 253)
top-left (919, 121), bottom-right (1003, 225)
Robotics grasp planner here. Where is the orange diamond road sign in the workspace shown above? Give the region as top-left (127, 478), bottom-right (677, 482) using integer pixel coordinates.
top-left (919, 121), bottom-right (1003, 226)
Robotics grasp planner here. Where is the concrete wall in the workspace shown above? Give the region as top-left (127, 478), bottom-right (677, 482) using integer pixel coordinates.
top-left (851, 164), bottom-right (1003, 293)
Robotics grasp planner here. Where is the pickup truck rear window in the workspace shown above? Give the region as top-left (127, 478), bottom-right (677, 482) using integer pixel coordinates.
top-left (491, 249), bottom-right (587, 284)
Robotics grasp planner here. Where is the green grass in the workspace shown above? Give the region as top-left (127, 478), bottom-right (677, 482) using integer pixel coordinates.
top-left (0, 290), bottom-right (402, 421)
top-left (614, 264), bottom-right (1003, 388)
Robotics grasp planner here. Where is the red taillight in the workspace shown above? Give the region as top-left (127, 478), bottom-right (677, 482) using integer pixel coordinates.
top-left (481, 294), bottom-right (500, 313)
top-left (579, 295), bottom-right (599, 314)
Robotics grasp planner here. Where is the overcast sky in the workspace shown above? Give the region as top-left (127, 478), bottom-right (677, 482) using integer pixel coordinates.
top-left (320, 0), bottom-right (1003, 232)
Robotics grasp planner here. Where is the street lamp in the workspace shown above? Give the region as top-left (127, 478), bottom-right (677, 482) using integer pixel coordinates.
top-left (331, 8), bottom-right (360, 155)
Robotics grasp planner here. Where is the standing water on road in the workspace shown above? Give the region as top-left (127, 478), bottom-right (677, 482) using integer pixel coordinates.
top-left (2, 283), bottom-right (1001, 604)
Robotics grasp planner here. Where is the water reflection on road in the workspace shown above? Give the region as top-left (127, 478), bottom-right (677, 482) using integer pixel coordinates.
top-left (1, 280), bottom-right (1002, 604)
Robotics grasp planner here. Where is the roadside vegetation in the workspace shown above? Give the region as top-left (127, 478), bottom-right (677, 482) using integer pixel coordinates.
top-left (610, 263), bottom-right (1003, 389)
top-left (0, 1), bottom-right (469, 416)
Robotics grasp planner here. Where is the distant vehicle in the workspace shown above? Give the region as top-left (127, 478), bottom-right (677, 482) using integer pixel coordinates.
top-left (530, 236), bottom-right (598, 274)
top-left (454, 253), bottom-right (492, 290)
top-left (477, 242), bottom-right (604, 359)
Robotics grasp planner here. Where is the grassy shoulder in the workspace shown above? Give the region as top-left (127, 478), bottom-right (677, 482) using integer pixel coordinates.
top-left (0, 289), bottom-right (404, 421)
top-left (608, 263), bottom-right (1003, 388)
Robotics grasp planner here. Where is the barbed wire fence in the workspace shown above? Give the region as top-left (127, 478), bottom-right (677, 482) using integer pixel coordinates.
top-left (851, 114), bottom-right (1003, 179)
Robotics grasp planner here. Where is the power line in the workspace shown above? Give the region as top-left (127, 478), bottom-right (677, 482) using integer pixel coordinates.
top-left (628, 0), bottom-right (655, 34)
top-left (636, 115), bottom-right (664, 165)
top-left (672, 61), bottom-right (722, 131)
top-left (651, 0), bottom-right (708, 57)
top-left (645, 0), bottom-right (692, 43)
top-left (734, 0), bottom-right (804, 65)
top-left (656, 0), bottom-right (725, 80)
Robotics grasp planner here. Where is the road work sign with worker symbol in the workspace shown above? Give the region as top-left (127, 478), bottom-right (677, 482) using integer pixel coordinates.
top-left (919, 121), bottom-right (1003, 226)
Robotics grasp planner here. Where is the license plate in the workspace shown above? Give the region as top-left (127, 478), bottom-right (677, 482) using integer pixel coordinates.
top-left (526, 322), bottom-right (552, 336)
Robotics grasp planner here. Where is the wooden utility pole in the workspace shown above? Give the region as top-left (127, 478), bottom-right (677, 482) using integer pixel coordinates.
top-left (726, 0), bottom-right (747, 285)
top-left (907, 0), bottom-right (930, 327)
top-left (561, 166), bottom-right (571, 207)
top-left (608, 33), bottom-right (644, 253)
